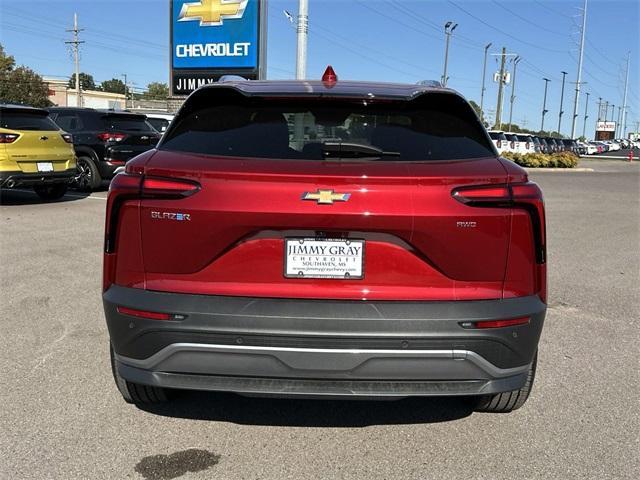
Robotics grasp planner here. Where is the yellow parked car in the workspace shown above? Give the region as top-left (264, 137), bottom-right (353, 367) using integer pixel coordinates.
top-left (0, 105), bottom-right (77, 200)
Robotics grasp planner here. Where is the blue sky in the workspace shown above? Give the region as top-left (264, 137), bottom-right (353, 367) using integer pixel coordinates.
top-left (1, 0), bottom-right (638, 138)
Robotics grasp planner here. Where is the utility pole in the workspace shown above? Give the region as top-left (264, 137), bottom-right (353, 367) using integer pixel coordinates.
top-left (121, 74), bottom-right (128, 109)
top-left (507, 56), bottom-right (521, 131)
top-left (494, 47), bottom-right (507, 130)
top-left (597, 97), bottom-right (602, 121)
top-left (541, 78), bottom-right (551, 131)
top-left (621, 51), bottom-right (630, 138)
top-left (603, 100), bottom-right (609, 123)
top-left (582, 92), bottom-right (590, 138)
top-left (479, 42), bottom-right (492, 122)
top-left (570, 0), bottom-right (588, 138)
top-left (558, 71), bottom-right (568, 135)
top-left (610, 104), bottom-right (615, 122)
top-left (441, 21), bottom-right (458, 87)
top-left (295, 0), bottom-right (308, 80)
top-left (65, 13), bottom-right (84, 108)
top-left (616, 106), bottom-right (622, 137)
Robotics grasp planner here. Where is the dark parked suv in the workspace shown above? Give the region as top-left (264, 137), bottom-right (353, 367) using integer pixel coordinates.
top-left (104, 71), bottom-right (547, 412)
top-left (48, 108), bottom-right (160, 190)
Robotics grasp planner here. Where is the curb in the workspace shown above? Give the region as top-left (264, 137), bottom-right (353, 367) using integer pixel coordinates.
top-left (525, 167), bottom-right (594, 172)
top-left (579, 155), bottom-right (634, 160)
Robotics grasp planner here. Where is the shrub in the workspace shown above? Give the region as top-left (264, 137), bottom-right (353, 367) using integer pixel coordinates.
top-left (551, 152), bottom-right (579, 168)
top-left (500, 151), bottom-right (578, 168)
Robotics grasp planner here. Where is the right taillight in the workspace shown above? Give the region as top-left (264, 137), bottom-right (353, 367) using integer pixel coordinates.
top-left (453, 182), bottom-right (546, 302)
top-left (452, 182), bottom-right (546, 264)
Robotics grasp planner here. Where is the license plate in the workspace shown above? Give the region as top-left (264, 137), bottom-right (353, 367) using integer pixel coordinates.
top-left (37, 162), bottom-right (54, 172)
top-left (285, 238), bottom-right (364, 279)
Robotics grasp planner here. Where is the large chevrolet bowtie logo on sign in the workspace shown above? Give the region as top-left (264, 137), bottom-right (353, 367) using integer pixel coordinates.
top-left (178, 0), bottom-right (249, 26)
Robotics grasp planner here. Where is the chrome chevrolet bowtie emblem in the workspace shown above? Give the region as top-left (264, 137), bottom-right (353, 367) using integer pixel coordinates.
top-left (301, 189), bottom-right (351, 205)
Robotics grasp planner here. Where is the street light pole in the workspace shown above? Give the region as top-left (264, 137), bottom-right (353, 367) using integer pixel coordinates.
top-left (295, 0), bottom-right (308, 80)
top-left (541, 78), bottom-right (551, 131)
top-left (570, 0), bottom-right (588, 138)
top-left (558, 71), bottom-right (568, 135)
top-left (582, 92), bottom-right (590, 139)
top-left (621, 52), bottom-right (630, 138)
top-left (508, 56), bottom-right (521, 131)
top-left (441, 21), bottom-right (457, 87)
top-left (479, 42), bottom-right (492, 123)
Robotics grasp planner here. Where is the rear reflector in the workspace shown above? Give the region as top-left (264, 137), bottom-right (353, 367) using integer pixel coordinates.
top-left (117, 306), bottom-right (171, 321)
top-left (460, 317), bottom-right (530, 329)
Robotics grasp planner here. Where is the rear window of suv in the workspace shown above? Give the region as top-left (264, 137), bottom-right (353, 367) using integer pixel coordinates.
top-left (161, 92), bottom-right (494, 161)
top-left (0, 112), bottom-right (59, 131)
top-left (102, 115), bottom-right (154, 132)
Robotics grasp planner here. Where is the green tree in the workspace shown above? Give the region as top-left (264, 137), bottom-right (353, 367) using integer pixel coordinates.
top-left (100, 78), bottom-right (126, 94)
top-left (145, 82), bottom-right (169, 100)
top-left (68, 72), bottom-right (96, 91)
top-left (468, 100), bottom-right (489, 127)
top-left (0, 44), bottom-right (51, 107)
top-left (0, 66), bottom-right (51, 108)
top-left (0, 44), bottom-right (15, 73)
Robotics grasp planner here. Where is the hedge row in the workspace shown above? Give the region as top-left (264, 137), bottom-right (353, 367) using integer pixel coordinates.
top-left (501, 151), bottom-right (579, 168)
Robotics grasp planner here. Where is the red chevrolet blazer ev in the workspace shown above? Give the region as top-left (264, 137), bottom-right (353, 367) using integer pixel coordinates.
top-left (103, 70), bottom-right (546, 413)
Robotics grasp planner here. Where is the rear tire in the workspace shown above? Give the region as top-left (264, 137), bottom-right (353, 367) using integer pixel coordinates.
top-left (110, 344), bottom-right (168, 404)
top-left (33, 183), bottom-right (68, 200)
top-left (475, 352), bottom-right (537, 413)
top-left (75, 156), bottom-right (101, 191)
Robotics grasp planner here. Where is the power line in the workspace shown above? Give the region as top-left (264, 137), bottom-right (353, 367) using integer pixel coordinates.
top-left (492, 0), bottom-right (567, 36)
top-left (446, 0), bottom-right (568, 54)
top-left (533, 0), bottom-right (573, 19)
top-left (384, 0), bottom-right (483, 50)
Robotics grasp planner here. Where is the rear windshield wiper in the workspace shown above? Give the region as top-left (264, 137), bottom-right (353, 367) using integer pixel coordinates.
top-left (321, 141), bottom-right (400, 159)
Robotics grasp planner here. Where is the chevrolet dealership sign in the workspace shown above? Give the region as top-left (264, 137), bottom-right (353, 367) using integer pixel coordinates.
top-left (170, 0), bottom-right (267, 95)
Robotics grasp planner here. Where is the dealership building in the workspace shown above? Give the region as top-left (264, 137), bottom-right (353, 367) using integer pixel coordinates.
top-left (44, 77), bottom-right (126, 110)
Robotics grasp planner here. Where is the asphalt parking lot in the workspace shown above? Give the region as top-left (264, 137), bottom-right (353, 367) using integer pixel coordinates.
top-left (1, 159), bottom-right (638, 480)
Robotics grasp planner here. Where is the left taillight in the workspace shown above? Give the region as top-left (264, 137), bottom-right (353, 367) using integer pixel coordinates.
top-left (105, 173), bottom-right (143, 254)
top-left (0, 133), bottom-right (20, 143)
top-left (105, 173), bottom-right (201, 253)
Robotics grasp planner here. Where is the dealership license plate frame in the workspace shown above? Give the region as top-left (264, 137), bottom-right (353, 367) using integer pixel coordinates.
top-left (36, 162), bottom-right (54, 173)
top-left (284, 238), bottom-right (365, 280)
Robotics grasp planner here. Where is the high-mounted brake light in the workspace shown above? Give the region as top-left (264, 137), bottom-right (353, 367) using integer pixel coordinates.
top-left (322, 65), bottom-right (338, 86)
top-left (460, 317), bottom-right (530, 329)
top-left (0, 133), bottom-right (20, 143)
top-left (98, 132), bottom-right (126, 142)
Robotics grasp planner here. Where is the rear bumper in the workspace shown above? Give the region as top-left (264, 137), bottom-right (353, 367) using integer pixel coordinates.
top-left (0, 168), bottom-right (76, 188)
top-left (104, 286), bottom-right (546, 398)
